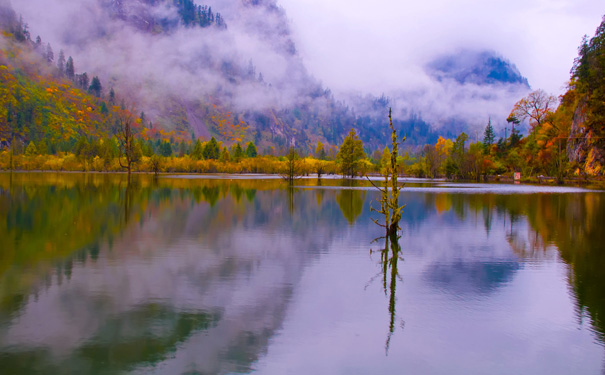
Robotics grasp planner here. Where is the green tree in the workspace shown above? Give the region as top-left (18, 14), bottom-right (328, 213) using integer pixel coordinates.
top-left (88, 76), bottom-right (102, 97)
top-left (160, 141), bottom-right (172, 157)
top-left (380, 146), bottom-right (391, 174)
top-left (220, 146), bottom-right (230, 162)
top-left (483, 118), bottom-right (495, 151)
top-left (203, 137), bottom-right (220, 160)
top-left (191, 139), bottom-right (203, 160)
top-left (507, 115), bottom-right (521, 146)
top-left (245, 141), bottom-right (257, 158)
top-left (231, 142), bottom-right (244, 161)
top-left (337, 128), bottom-right (365, 178)
top-left (25, 141), bottom-right (37, 156)
top-left (282, 147), bottom-right (302, 183)
top-left (65, 56), bottom-right (75, 80)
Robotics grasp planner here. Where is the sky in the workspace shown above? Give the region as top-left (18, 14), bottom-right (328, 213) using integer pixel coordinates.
top-left (278, 0), bottom-right (604, 96)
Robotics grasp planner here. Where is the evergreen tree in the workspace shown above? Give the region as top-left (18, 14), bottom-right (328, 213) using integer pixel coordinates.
top-left (232, 142), bottom-right (244, 161)
top-left (88, 76), bottom-right (102, 97)
top-left (245, 141), bottom-right (257, 158)
top-left (203, 137), bottom-right (220, 159)
top-left (45, 43), bottom-right (54, 64)
top-left (483, 118), bottom-right (495, 152)
top-left (220, 146), bottom-right (230, 162)
top-left (506, 115), bottom-right (521, 147)
top-left (65, 56), bottom-right (75, 80)
top-left (57, 50), bottom-right (65, 76)
top-left (191, 139), bottom-right (203, 160)
top-left (160, 141), bottom-right (173, 157)
top-left (34, 36), bottom-right (42, 50)
top-left (78, 73), bottom-right (89, 91)
top-left (109, 88), bottom-right (116, 105)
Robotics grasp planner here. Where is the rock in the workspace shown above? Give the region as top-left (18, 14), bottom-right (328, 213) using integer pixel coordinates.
top-left (567, 96), bottom-right (605, 176)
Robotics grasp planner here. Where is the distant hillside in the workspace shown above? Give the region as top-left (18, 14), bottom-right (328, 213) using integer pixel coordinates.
top-left (0, 5), bottom-right (121, 152)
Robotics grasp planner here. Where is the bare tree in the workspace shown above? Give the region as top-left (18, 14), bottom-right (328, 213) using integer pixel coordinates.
top-left (116, 108), bottom-right (141, 180)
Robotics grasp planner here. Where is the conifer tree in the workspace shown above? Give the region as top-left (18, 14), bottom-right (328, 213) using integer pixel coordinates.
top-left (45, 43), bottom-right (54, 64)
top-left (88, 76), bottom-right (102, 97)
top-left (57, 50), bottom-right (65, 75)
top-left (203, 137), bottom-right (220, 159)
top-left (109, 88), bottom-right (116, 105)
top-left (483, 118), bottom-right (495, 152)
top-left (245, 141), bottom-right (257, 158)
top-left (220, 146), bottom-right (230, 162)
top-left (65, 56), bottom-right (75, 80)
top-left (232, 142), bottom-right (244, 161)
top-left (191, 139), bottom-right (203, 160)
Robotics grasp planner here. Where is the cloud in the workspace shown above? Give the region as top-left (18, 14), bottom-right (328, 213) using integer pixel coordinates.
top-left (12, 0), bottom-right (318, 115)
top-left (11, 0), bottom-right (601, 137)
top-left (280, 0), bottom-right (603, 96)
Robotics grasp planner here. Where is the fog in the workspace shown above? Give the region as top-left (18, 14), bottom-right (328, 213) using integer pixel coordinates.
top-left (10, 0), bottom-right (601, 135)
top-left (280, 0), bottom-right (603, 96)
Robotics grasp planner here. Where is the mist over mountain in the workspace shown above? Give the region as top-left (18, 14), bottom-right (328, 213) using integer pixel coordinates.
top-left (428, 50), bottom-right (530, 87)
top-left (8, 0), bottom-right (531, 150)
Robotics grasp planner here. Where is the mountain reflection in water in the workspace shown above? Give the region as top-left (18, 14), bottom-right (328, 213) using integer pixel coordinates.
top-left (0, 173), bottom-right (604, 374)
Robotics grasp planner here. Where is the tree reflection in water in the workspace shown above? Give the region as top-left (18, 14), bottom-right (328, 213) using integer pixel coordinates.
top-left (369, 233), bottom-right (404, 355)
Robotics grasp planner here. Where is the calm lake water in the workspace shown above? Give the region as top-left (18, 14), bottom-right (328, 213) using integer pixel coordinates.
top-left (1, 173), bottom-right (604, 375)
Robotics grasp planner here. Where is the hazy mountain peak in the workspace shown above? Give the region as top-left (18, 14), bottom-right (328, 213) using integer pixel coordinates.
top-left (427, 50), bottom-right (530, 87)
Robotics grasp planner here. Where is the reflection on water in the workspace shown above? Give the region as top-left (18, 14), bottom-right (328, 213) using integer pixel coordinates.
top-left (369, 234), bottom-right (404, 354)
top-left (1, 173), bottom-right (605, 374)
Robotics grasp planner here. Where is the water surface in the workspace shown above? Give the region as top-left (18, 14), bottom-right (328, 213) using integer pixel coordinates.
top-left (0, 173), bottom-right (604, 374)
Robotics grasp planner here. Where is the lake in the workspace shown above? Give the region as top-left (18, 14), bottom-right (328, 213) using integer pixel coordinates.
top-left (0, 173), bottom-right (604, 375)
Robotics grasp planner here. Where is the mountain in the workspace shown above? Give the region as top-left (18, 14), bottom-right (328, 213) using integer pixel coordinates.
top-left (4, 0), bottom-right (532, 153)
top-left (0, 2), bottom-right (126, 153)
top-left (427, 50), bottom-right (530, 87)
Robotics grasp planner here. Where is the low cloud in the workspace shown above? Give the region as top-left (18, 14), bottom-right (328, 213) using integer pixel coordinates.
top-left (12, 0), bottom-right (596, 136)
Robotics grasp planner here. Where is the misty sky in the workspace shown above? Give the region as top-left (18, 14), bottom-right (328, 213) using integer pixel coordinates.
top-left (8, 0), bottom-right (605, 131)
top-left (279, 0), bottom-right (604, 96)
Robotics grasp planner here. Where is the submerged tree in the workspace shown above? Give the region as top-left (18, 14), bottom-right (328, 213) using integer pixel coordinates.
top-left (372, 233), bottom-right (403, 354)
top-left (116, 109), bottom-right (141, 180)
top-left (369, 108), bottom-right (406, 237)
top-left (282, 146), bottom-right (303, 184)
